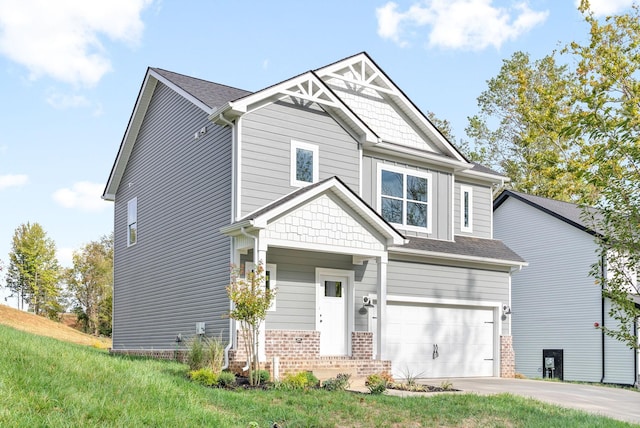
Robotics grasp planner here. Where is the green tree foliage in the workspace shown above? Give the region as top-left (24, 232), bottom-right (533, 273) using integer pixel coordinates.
top-left (226, 262), bottom-right (276, 385)
top-left (466, 51), bottom-right (587, 201)
top-left (5, 222), bottom-right (62, 318)
top-left (65, 234), bottom-right (113, 336)
top-left (565, 0), bottom-right (640, 349)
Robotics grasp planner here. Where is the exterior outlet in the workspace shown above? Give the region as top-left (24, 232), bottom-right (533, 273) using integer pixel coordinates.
top-left (196, 322), bottom-right (206, 335)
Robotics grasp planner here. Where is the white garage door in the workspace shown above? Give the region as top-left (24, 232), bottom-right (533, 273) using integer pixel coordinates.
top-left (384, 302), bottom-right (495, 379)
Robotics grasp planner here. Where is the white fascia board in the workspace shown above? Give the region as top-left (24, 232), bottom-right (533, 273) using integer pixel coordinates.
top-left (367, 141), bottom-right (471, 171)
top-left (219, 220), bottom-right (254, 236)
top-left (389, 246), bottom-right (528, 268)
top-left (457, 168), bottom-right (510, 184)
top-left (103, 73), bottom-right (158, 201)
top-left (266, 239), bottom-right (386, 258)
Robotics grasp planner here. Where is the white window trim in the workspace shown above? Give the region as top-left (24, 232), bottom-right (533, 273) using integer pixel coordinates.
top-left (461, 185), bottom-right (473, 233)
top-left (376, 163), bottom-right (432, 234)
top-left (290, 140), bottom-right (319, 187)
top-left (127, 197), bottom-right (137, 247)
top-left (245, 261), bottom-right (277, 311)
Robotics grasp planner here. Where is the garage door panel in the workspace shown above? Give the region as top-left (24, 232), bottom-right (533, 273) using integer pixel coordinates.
top-left (385, 303), bottom-right (495, 378)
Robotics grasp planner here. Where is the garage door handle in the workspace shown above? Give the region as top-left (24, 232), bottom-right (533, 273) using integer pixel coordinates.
top-left (484, 359), bottom-right (493, 361)
top-left (433, 344), bottom-right (439, 359)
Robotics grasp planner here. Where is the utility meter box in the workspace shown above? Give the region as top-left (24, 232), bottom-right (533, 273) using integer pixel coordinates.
top-left (542, 349), bottom-right (563, 380)
top-left (195, 322), bottom-right (206, 335)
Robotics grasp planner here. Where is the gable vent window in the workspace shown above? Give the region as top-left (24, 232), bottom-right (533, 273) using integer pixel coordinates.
top-left (378, 164), bottom-right (432, 233)
top-left (291, 140), bottom-right (319, 187)
top-left (127, 197), bottom-right (138, 247)
top-left (461, 185), bottom-right (473, 233)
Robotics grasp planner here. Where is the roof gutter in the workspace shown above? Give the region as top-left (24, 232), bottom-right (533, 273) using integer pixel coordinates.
top-left (601, 253), bottom-right (606, 384)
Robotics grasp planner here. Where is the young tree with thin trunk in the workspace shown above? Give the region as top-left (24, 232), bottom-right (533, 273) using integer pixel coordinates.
top-left (5, 222), bottom-right (62, 318)
top-left (226, 262), bottom-right (276, 385)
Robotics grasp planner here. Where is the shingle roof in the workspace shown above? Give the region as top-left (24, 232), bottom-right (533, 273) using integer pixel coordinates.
top-left (469, 162), bottom-right (505, 177)
top-left (151, 68), bottom-right (252, 110)
top-left (394, 235), bottom-right (526, 263)
top-left (493, 190), bottom-right (603, 235)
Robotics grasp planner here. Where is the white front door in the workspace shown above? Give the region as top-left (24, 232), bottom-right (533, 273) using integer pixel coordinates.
top-left (317, 272), bottom-right (350, 355)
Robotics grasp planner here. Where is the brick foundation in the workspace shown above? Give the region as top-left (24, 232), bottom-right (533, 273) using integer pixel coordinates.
top-left (500, 335), bottom-right (515, 378)
top-left (229, 329), bottom-right (387, 377)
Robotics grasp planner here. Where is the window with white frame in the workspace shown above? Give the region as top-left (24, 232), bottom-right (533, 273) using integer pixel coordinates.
top-left (127, 197), bottom-right (138, 246)
top-left (378, 164), bottom-right (432, 232)
top-left (245, 262), bottom-right (277, 311)
top-left (290, 140), bottom-right (319, 187)
top-left (460, 185), bottom-right (473, 233)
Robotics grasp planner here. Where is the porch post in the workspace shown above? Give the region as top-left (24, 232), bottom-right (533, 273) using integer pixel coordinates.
top-left (376, 254), bottom-right (388, 360)
top-left (256, 233), bottom-right (268, 363)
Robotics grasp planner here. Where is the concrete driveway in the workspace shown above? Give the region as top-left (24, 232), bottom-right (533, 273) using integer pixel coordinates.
top-left (421, 377), bottom-right (640, 425)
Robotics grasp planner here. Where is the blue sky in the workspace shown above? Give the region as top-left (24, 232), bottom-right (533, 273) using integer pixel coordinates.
top-left (0, 0), bottom-right (634, 306)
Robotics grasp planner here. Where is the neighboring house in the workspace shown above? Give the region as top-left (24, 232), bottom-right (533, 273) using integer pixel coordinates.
top-left (103, 52), bottom-right (526, 379)
top-left (494, 190), bottom-right (639, 385)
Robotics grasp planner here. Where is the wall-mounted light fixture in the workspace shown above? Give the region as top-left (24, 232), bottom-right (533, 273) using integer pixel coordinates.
top-left (359, 296), bottom-right (375, 314)
top-left (501, 305), bottom-right (512, 321)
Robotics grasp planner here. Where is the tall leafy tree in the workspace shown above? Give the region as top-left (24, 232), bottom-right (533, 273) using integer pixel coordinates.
top-left (66, 234), bottom-right (113, 336)
top-left (5, 222), bottom-right (62, 318)
top-left (466, 51), bottom-right (588, 201)
top-left (565, 0), bottom-right (640, 349)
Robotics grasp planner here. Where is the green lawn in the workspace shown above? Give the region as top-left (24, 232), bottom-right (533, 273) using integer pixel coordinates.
top-left (0, 324), bottom-right (635, 427)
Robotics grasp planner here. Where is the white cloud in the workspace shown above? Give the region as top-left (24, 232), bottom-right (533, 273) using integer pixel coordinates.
top-left (0, 0), bottom-right (153, 87)
top-left (576, 0), bottom-right (634, 16)
top-left (46, 91), bottom-right (90, 109)
top-left (376, 0), bottom-right (549, 50)
top-left (0, 174), bottom-right (28, 190)
top-left (52, 181), bottom-right (108, 212)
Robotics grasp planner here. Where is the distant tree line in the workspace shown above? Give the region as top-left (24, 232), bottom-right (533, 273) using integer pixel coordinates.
top-left (2, 222), bottom-right (113, 337)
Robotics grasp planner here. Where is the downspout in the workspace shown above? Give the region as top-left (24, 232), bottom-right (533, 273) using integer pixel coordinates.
top-left (220, 112), bottom-right (236, 372)
top-left (601, 254), bottom-right (606, 383)
top-left (634, 320), bottom-right (638, 387)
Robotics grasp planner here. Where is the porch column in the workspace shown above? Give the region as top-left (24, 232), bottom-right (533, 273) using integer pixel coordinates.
top-left (256, 233), bottom-right (268, 363)
top-left (376, 254), bottom-right (388, 360)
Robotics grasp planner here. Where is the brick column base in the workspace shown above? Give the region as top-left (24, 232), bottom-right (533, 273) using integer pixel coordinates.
top-left (500, 335), bottom-right (515, 378)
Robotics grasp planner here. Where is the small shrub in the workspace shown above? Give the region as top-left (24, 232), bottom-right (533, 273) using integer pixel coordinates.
top-left (186, 336), bottom-right (206, 371)
top-left (515, 372), bottom-right (527, 379)
top-left (217, 371), bottom-right (236, 388)
top-left (439, 380), bottom-right (454, 391)
top-left (366, 373), bottom-right (387, 394)
top-left (250, 369), bottom-right (270, 385)
top-left (278, 371), bottom-right (319, 390)
top-left (189, 368), bottom-right (218, 386)
top-left (322, 373), bottom-right (351, 391)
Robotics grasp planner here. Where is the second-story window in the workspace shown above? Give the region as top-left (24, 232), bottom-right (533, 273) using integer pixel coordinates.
top-left (291, 140), bottom-right (319, 187)
top-left (378, 164), bottom-right (432, 232)
top-left (127, 197), bottom-right (138, 246)
top-left (461, 185), bottom-right (473, 233)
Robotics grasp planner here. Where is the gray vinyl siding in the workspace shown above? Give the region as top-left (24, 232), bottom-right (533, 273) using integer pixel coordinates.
top-left (112, 82), bottom-right (233, 350)
top-left (494, 197), bottom-right (603, 381)
top-left (240, 248), bottom-right (374, 331)
top-left (454, 181), bottom-right (492, 238)
top-left (603, 298), bottom-right (637, 384)
top-left (362, 155), bottom-right (453, 240)
top-left (387, 259), bottom-right (510, 335)
top-left (240, 100), bottom-right (360, 216)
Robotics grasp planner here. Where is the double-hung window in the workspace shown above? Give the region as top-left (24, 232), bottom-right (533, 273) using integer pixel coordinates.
top-left (378, 164), bottom-right (432, 232)
top-left (127, 197), bottom-right (138, 246)
top-left (460, 185), bottom-right (473, 233)
top-left (290, 140), bottom-right (319, 187)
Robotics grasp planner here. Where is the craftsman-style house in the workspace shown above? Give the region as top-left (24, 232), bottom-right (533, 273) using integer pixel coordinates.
top-left (103, 52), bottom-right (525, 378)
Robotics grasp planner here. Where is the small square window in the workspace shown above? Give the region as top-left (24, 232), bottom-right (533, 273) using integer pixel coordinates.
top-left (290, 141), bottom-right (319, 187)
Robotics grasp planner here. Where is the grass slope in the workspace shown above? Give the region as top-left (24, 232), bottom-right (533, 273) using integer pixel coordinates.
top-left (0, 304), bottom-right (111, 348)
top-left (0, 324), bottom-right (636, 427)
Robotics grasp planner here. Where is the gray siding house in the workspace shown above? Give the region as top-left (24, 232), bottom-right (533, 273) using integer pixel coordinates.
top-left (103, 52), bottom-right (525, 379)
top-left (494, 190), bottom-right (639, 385)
